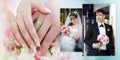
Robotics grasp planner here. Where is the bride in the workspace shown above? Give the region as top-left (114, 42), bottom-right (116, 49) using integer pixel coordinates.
top-left (60, 11), bottom-right (83, 52)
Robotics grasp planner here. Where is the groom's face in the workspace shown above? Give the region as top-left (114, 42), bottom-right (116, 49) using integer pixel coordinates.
top-left (96, 12), bottom-right (105, 23)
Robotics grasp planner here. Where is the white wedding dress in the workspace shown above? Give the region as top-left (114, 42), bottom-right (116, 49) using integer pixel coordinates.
top-left (60, 26), bottom-right (78, 52)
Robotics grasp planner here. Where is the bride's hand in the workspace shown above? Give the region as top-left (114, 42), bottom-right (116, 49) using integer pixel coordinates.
top-left (32, 0), bottom-right (60, 57)
top-left (32, 10), bottom-right (60, 57)
top-left (3, 39), bottom-right (20, 55)
top-left (6, 0), bottom-right (51, 53)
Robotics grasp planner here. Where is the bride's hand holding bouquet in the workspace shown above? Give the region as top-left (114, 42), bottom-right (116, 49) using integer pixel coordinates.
top-left (61, 25), bottom-right (70, 35)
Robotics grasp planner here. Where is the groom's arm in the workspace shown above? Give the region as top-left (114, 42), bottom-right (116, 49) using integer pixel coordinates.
top-left (84, 24), bottom-right (94, 48)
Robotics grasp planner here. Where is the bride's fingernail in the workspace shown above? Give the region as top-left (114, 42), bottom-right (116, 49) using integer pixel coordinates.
top-left (36, 47), bottom-right (40, 51)
top-left (14, 40), bottom-right (18, 45)
top-left (44, 8), bottom-right (51, 13)
top-left (30, 45), bottom-right (36, 53)
top-left (35, 39), bottom-right (40, 47)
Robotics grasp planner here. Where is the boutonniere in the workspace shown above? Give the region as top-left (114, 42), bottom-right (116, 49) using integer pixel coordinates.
top-left (107, 28), bottom-right (110, 31)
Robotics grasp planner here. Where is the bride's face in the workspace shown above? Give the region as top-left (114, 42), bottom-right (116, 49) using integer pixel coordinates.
top-left (71, 17), bottom-right (77, 25)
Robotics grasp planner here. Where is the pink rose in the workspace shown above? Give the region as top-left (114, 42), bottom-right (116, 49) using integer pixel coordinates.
top-left (97, 34), bottom-right (109, 45)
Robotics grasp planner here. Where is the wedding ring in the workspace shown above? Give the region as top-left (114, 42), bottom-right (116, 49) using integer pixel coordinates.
top-left (36, 18), bottom-right (41, 26)
top-left (35, 18), bottom-right (42, 30)
top-left (11, 21), bottom-right (18, 27)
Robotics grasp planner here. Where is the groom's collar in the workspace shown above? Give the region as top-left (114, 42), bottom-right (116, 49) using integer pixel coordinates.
top-left (97, 22), bottom-right (105, 27)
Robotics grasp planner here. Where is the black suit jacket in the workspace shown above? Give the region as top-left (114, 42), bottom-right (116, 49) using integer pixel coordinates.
top-left (84, 23), bottom-right (115, 55)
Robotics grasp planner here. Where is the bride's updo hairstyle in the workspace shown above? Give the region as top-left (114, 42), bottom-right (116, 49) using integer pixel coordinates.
top-left (70, 11), bottom-right (78, 18)
top-left (68, 11), bottom-right (77, 26)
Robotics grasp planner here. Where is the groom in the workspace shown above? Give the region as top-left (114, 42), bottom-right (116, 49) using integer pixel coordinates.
top-left (84, 9), bottom-right (115, 56)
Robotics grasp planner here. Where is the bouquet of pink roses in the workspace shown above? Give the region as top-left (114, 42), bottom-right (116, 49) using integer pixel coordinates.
top-left (61, 25), bottom-right (70, 35)
top-left (97, 34), bottom-right (109, 45)
top-left (96, 34), bottom-right (109, 51)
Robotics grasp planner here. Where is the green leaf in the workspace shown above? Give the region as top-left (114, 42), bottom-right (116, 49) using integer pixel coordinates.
top-left (48, 46), bottom-right (53, 56)
top-left (16, 45), bottom-right (23, 53)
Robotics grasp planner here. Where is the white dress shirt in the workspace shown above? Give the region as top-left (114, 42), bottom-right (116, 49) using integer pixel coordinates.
top-left (97, 22), bottom-right (107, 50)
top-left (97, 22), bottom-right (106, 35)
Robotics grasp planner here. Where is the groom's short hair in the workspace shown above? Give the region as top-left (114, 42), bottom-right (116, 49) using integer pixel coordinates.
top-left (96, 9), bottom-right (106, 15)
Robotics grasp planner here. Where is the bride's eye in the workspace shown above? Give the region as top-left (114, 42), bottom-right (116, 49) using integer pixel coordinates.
top-left (70, 18), bottom-right (73, 20)
top-left (70, 18), bottom-right (75, 20)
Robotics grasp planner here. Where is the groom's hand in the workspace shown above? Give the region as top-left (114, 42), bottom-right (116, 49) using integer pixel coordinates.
top-left (93, 43), bottom-right (100, 49)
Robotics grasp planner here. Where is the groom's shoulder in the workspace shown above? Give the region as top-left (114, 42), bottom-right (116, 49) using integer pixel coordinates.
top-left (105, 23), bottom-right (112, 27)
top-left (104, 23), bottom-right (113, 30)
